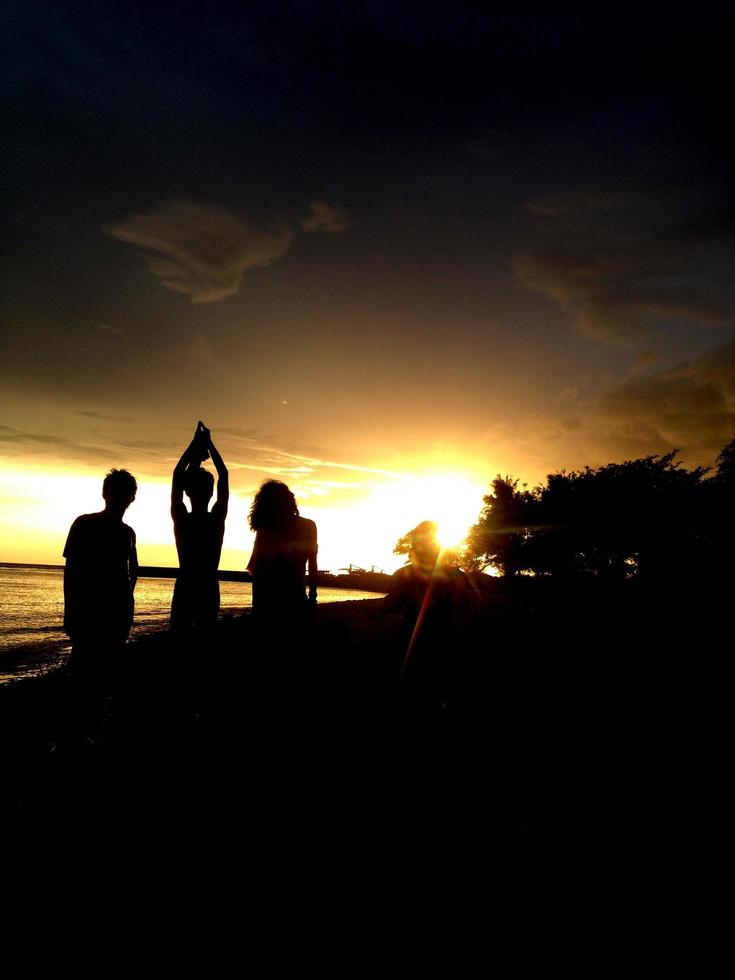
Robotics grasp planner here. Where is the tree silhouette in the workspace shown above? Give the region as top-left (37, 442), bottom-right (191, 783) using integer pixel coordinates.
top-left (714, 438), bottom-right (735, 485)
top-left (700, 437), bottom-right (735, 579)
top-left (535, 451), bottom-right (706, 581)
top-left (466, 449), bottom-right (720, 580)
top-left (466, 476), bottom-right (539, 576)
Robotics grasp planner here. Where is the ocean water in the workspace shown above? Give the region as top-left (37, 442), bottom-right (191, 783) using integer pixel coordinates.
top-left (0, 564), bottom-right (383, 684)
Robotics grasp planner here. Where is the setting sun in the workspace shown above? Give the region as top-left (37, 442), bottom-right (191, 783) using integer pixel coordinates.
top-left (409, 474), bottom-right (482, 551)
top-left (330, 472), bottom-right (485, 569)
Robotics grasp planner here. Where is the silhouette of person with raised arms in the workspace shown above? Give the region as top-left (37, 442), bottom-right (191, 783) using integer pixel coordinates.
top-left (170, 421), bottom-right (229, 634)
top-left (246, 480), bottom-right (318, 624)
top-left (63, 468), bottom-right (139, 733)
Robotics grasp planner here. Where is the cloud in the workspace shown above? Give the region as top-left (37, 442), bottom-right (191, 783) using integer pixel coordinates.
top-left (104, 200), bottom-right (293, 303)
top-left (534, 340), bottom-right (735, 466)
top-left (298, 201), bottom-right (350, 233)
top-left (221, 430), bottom-right (400, 480)
top-left (198, 425), bottom-right (262, 440)
top-left (0, 417), bottom-right (395, 493)
top-left (104, 198), bottom-right (350, 303)
top-left (0, 424), bottom-right (178, 474)
top-left (592, 339), bottom-right (735, 459)
top-left (0, 424), bottom-right (118, 465)
top-left (75, 410), bottom-right (133, 421)
top-left (629, 349), bottom-right (658, 377)
top-left (515, 187), bottom-right (734, 345)
top-left (475, 339), bottom-right (735, 479)
top-left (515, 250), bottom-right (729, 346)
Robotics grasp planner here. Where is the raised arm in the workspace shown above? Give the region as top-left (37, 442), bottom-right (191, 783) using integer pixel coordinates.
top-left (208, 433), bottom-right (229, 517)
top-left (306, 520), bottom-right (318, 602)
top-left (171, 427), bottom-right (206, 517)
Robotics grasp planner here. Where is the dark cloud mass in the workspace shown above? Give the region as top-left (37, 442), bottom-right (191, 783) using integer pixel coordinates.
top-left (556, 341), bottom-right (735, 465)
top-left (486, 341), bottom-right (735, 477)
top-left (516, 189), bottom-right (734, 345)
top-left (589, 340), bottom-right (735, 461)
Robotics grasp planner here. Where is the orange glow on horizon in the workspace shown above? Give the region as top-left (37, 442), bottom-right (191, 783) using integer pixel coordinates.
top-left (306, 471), bottom-right (485, 571)
top-left (1, 461), bottom-right (488, 574)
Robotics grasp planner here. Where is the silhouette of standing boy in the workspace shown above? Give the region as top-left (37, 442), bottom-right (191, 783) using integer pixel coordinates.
top-left (63, 468), bottom-right (139, 728)
top-left (170, 422), bottom-right (229, 633)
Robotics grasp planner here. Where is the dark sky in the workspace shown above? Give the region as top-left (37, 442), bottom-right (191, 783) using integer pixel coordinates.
top-left (2, 4), bottom-right (734, 566)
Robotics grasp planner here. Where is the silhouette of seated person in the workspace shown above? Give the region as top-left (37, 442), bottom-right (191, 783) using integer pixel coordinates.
top-left (171, 422), bottom-right (229, 634)
top-left (246, 480), bottom-right (318, 626)
top-left (63, 468), bottom-right (138, 729)
top-left (384, 520), bottom-right (467, 709)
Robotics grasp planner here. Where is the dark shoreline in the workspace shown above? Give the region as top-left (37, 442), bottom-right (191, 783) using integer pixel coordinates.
top-left (1, 561), bottom-right (393, 592)
top-left (3, 579), bottom-right (727, 852)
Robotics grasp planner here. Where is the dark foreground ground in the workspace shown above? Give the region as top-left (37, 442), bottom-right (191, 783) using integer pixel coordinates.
top-left (2, 580), bottom-right (729, 879)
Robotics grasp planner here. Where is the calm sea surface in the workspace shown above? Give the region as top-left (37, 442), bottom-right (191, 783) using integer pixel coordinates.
top-left (0, 564), bottom-right (383, 684)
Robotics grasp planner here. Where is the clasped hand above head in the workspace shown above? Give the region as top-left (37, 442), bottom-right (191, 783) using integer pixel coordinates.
top-left (192, 420), bottom-right (211, 461)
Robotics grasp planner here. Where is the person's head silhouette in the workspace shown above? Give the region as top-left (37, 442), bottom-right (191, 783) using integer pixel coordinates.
top-left (249, 480), bottom-right (299, 531)
top-left (408, 520), bottom-right (441, 573)
top-left (183, 466), bottom-right (215, 512)
top-left (102, 469), bottom-right (137, 518)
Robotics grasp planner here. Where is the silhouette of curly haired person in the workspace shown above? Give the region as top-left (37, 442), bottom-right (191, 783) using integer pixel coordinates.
top-left (170, 421), bottom-right (229, 633)
top-left (246, 480), bottom-right (318, 622)
top-left (63, 468), bottom-right (139, 730)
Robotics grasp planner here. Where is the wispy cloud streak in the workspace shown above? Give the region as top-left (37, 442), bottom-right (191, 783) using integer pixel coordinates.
top-left (104, 198), bottom-right (350, 303)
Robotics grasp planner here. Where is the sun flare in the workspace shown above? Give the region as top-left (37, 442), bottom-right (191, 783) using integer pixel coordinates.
top-left (332, 471), bottom-right (484, 570)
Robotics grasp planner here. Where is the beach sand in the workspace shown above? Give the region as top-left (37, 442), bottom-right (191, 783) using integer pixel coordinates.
top-left (3, 597), bottom-right (522, 857)
top-left (3, 583), bottom-right (725, 863)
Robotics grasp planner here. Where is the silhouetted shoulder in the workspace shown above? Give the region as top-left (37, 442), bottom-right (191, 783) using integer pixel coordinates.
top-left (68, 513), bottom-right (97, 529)
top-left (383, 564), bottom-right (420, 613)
top-left (298, 517), bottom-right (317, 538)
top-left (63, 512), bottom-right (98, 557)
top-left (385, 564), bottom-right (414, 597)
top-left (293, 517), bottom-right (317, 553)
top-left (390, 565), bottom-right (412, 585)
top-left (64, 511), bottom-right (136, 560)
